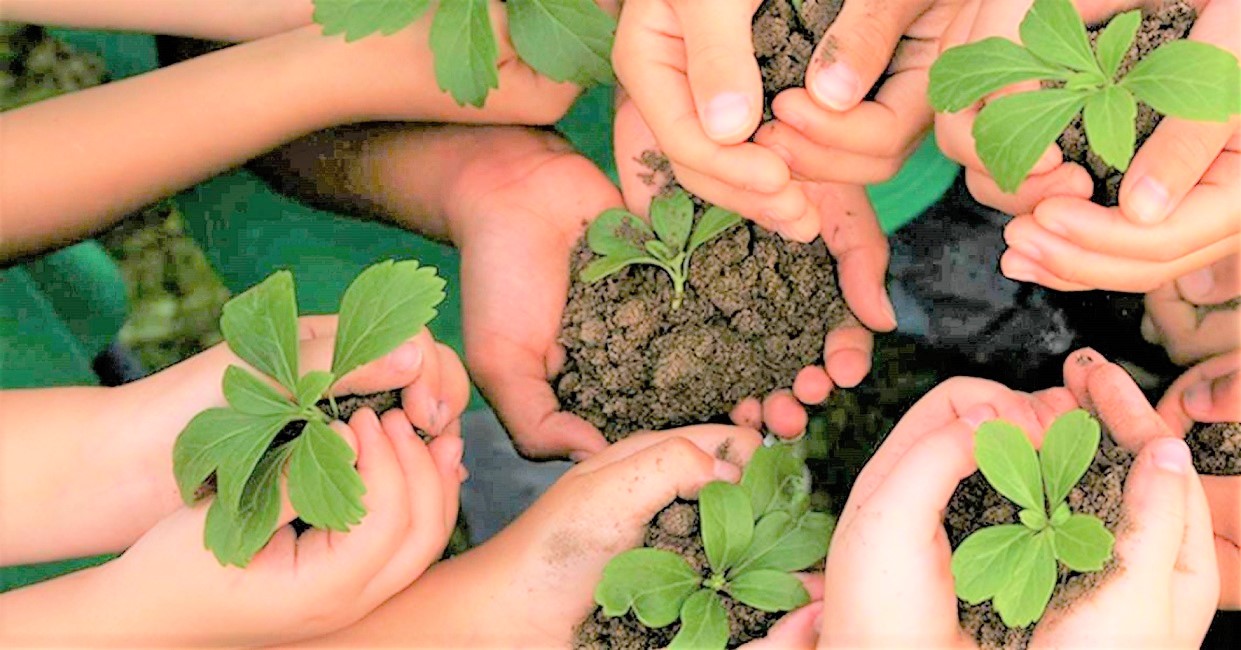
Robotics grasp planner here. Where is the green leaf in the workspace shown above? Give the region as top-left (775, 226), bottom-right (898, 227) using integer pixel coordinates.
top-left (1039, 409), bottom-right (1101, 510)
top-left (580, 250), bottom-right (660, 283)
top-left (952, 524), bottom-right (1033, 604)
top-left (929, 38), bottom-right (1068, 112)
top-left (740, 445), bottom-right (806, 519)
top-left (1052, 513), bottom-right (1114, 572)
top-left (1064, 71), bottom-right (1104, 93)
top-left (735, 511), bottom-right (833, 574)
top-left (700, 482), bottom-right (754, 573)
top-left (287, 419), bottom-right (366, 530)
top-left (992, 532), bottom-right (1057, 628)
top-left (1095, 10), bottom-right (1142, 79)
top-left (726, 570), bottom-right (810, 613)
top-left (651, 191), bottom-right (694, 252)
top-left (646, 240), bottom-right (676, 261)
top-left (296, 371), bottom-right (336, 407)
top-left (587, 209), bottom-right (650, 257)
top-left (1121, 40), bottom-right (1241, 122)
top-left (1019, 508), bottom-right (1048, 531)
top-left (312, 0), bottom-right (432, 41)
top-left (429, 0), bottom-right (498, 107)
top-left (687, 206), bottom-right (743, 257)
top-left (1050, 501), bottom-right (1071, 527)
top-left (594, 548), bottom-right (701, 628)
top-left (507, 0), bottom-right (615, 86)
top-left (220, 270), bottom-right (300, 393)
top-left (172, 408), bottom-right (293, 506)
top-left (1083, 85), bottom-right (1138, 171)
top-left (331, 260), bottom-right (445, 380)
top-left (222, 366), bottom-right (297, 417)
top-left (974, 89), bottom-right (1087, 193)
top-left (1020, 0), bottom-right (1100, 74)
top-left (975, 419), bottom-right (1046, 513)
top-left (203, 444), bottom-right (291, 567)
top-left (668, 590), bottom-right (729, 650)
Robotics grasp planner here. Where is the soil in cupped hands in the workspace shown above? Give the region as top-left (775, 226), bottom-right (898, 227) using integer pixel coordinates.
top-left (1186, 421), bottom-right (1241, 476)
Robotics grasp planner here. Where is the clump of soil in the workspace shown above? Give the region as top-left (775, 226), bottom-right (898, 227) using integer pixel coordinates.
top-left (572, 502), bottom-right (780, 649)
top-left (753, 0), bottom-right (845, 113)
top-left (1057, 1), bottom-right (1197, 205)
top-left (1186, 421), bottom-right (1241, 476)
top-left (945, 431), bottom-right (1134, 649)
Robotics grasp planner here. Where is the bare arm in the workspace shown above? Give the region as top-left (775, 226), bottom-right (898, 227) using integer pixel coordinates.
top-left (0, 0), bottom-right (313, 41)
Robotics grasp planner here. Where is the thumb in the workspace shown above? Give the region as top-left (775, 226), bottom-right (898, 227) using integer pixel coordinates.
top-left (1174, 253), bottom-right (1241, 306)
top-left (1116, 437), bottom-right (1196, 577)
top-left (738, 602), bottom-right (823, 649)
top-left (1182, 371), bottom-right (1241, 423)
top-left (672, 0), bottom-right (766, 143)
top-left (806, 0), bottom-right (921, 111)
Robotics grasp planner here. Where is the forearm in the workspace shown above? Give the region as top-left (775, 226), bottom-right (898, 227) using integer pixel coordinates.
top-left (0, 563), bottom-right (125, 646)
top-left (0, 0), bottom-right (312, 41)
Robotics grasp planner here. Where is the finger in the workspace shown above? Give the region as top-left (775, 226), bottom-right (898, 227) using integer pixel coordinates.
top-left (1182, 371), bottom-right (1241, 424)
top-left (615, 96), bottom-right (671, 215)
top-left (823, 323), bottom-right (874, 389)
top-left (1081, 360), bottom-right (1174, 452)
top-left (584, 425), bottom-right (763, 474)
top-left (328, 331), bottom-right (432, 397)
top-left (793, 366), bottom-right (833, 406)
top-left (671, 0), bottom-right (765, 144)
top-left (1120, 118), bottom-right (1236, 224)
top-left (1116, 438), bottom-right (1197, 579)
top-left (730, 397), bottom-right (764, 430)
top-left (1030, 387), bottom-right (1081, 430)
top-left (755, 121), bottom-right (913, 185)
top-left (674, 161), bottom-right (810, 224)
top-left (1202, 475), bottom-right (1241, 609)
top-left (797, 572), bottom-right (826, 602)
top-left (1175, 253), bottom-right (1241, 306)
top-left (771, 72), bottom-right (931, 160)
top-left (1156, 352), bottom-right (1241, 434)
top-left (739, 602), bottom-right (823, 650)
top-left (763, 390), bottom-right (809, 440)
top-left (964, 163), bottom-right (1094, 216)
top-left (806, 0), bottom-right (924, 111)
top-left (401, 343), bottom-right (469, 437)
top-left (814, 184), bottom-right (896, 332)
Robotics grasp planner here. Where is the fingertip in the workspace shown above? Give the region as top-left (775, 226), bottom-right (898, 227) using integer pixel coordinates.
top-left (763, 391), bottom-right (809, 440)
top-left (701, 92), bottom-right (760, 144)
top-left (793, 366), bottom-right (833, 405)
top-left (730, 397), bottom-right (763, 429)
top-left (428, 435), bottom-right (465, 476)
top-left (810, 60), bottom-right (861, 112)
top-left (824, 346), bottom-right (870, 389)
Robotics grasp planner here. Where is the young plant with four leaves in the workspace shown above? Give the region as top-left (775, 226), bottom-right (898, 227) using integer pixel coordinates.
top-left (581, 191), bottom-right (742, 310)
top-left (929, 0), bottom-right (1241, 193)
top-left (312, 0), bottom-right (615, 107)
top-left (594, 444), bottom-right (835, 649)
top-left (172, 260), bottom-right (446, 567)
top-left (951, 410), bottom-right (1116, 628)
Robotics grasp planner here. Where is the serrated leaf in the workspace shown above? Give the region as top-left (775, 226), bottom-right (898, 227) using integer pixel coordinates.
top-left (975, 420), bottom-right (1045, 512)
top-left (429, 0), bottom-right (498, 107)
top-left (687, 206), bottom-right (742, 258)
top-left (734, 511), bottom-right (833, 574)
top-left (507, 0), bottom-right (616, 86)
top-left (287, 419), bottom-right (366, 530)
top-left (296, 371), bottom-right (336, 407)
top-left (740, 445), bottom-right (806, 519)
top-left (974, 89), bottom-right (1086, 193)
top-left (223, 366), bottom-right (297, 416)
top-left (1121, 40), bottom-right (1241, 122)
top-left (1083, 86), bottom-right (1137, 171)
top-left (700, 482), bottom-right (754, 573)
top-left (172, 408), bottom-right (293, 506)
top-left (594, 548), bottom-right (701, 628)
top-left (930, 38), bottom-right (1068, 112)
top-left (204, 444), bottom-right (291, 567)
top-left (668, 590), bottom-right (729, 650)
top-left (580, 250), bottom-right (659, 283)
top-left (1052, 513), bottom-right (1114, 572)
top-left (1040, 409), bottom-right (1101, 510)
top-left (1020, 0), bottom-right (1100, 74)
top-left (587, 209), bottom-right (650, 257)
top-left (312, 0), bottom-right (432, 41)
top-left (220, 270), bottom-right (300, 393)
top-left (1095, 10), bottom-right (1142, 79)
top-left (331, 260), bottom-right (445, 380)
top-left (651, 191), bottom-right (694, 252)
top-left (993, 532), bottom-right (1056, 628)
top-left (952, 524), bottom-right (1033, 604)
top-left (726, 570), bottom-right (810, 613)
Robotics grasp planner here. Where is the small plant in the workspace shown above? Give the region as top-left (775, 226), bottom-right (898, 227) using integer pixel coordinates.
top-left (172, 260), bottom-right (446, 567)
top-left (952, 410), bottom-right (1115, 628)
top-left (581, 191), bottom-right (742, 310)
top-left (594, 445), bottom-right (834, 649)
top-left (313, 0), bottom-right (615, 107)
top-left (930, 0), bottom-right (1241, 193)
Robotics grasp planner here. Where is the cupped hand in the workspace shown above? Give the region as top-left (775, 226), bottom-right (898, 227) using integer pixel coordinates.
top-left (1142, 254), bottom-right (1241, 365)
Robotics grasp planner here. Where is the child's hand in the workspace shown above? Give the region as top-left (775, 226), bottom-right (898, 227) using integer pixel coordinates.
top-left (0, 408), bottom-right (464, 647)
top-left (1142, 254), bottom-right (1240, 365)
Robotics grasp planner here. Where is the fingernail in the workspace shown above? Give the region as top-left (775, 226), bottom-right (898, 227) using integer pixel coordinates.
top-left (768, 144), bottom-right (795, 167)
top-left (762, 209), bottom-right (790, 224)
top-left (1176, 266), bottom-right (1214, 300)
top-left (390, 342), bottom-right (423, 372)
top-left (426, 397), bottom-right (440, 432)
top-left (703, 92), bottom-right (753, 139)
top-left (713, 459), bottom-right (742, 482)
top-left (962, 404), bottom-right (999, 429)
top-left (1008, 240), bottom-right (1044, 262)
top-left (1182, 381), bottom-right (1212, 417)
top-left (878, 290), bottom-right (897, 326)
top-left (1003, 254), bottom-right (1039, 283)
top-left (436, 402), bottom-right (452, 434)
top-left (813, 62), bottom-right (859, 111)
top-left (1128, 177), bottom-right (1168, 224)
top-left (1151, 438), bottom-right (1191, 474)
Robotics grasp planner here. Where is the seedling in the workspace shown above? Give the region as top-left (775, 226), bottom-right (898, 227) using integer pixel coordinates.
top-left (172, 260), bottom-right (446, 567)
top-left (312, 0), bottom-right (615, 107)
top-left (581, 191), bottom-right (742, 310)
top-left (930, 0), bottom-right (1241, 193)
top-left (594, 444), bottom-right (835, 649)
top-left (952, 410), bottom-right (1115, 628)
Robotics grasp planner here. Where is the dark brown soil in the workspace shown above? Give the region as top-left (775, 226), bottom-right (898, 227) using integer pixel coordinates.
top-left (1186, 421), bottom-right (1241, 476)
top-left (945, 432), bottom-right (1134, 649)
top-left (1057, 1), bottom-right (1197, 205)
top-left (753, 0), bottom-right (845, 115)
top-left (572, 502), bottom-right (780, 649)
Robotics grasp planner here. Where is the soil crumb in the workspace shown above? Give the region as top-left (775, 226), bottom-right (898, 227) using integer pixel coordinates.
top-left (753, 0), bottom-right (844, 116)
top-left (1187, 421), bottom-right (1241, 476)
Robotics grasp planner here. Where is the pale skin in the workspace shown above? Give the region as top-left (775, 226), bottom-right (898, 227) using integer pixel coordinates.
top-left (1142, 253), bottom-right (1240, 366)
top-left (935, 0), bottom-right (1241, 293)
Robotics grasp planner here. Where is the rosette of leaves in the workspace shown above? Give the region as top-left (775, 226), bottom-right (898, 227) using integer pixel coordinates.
top-left (172, 260), bottom-right (446, 567)
top-left (952, 410), bottom-right (1115, 628)
top-left (312, 0), bottom-right (615, 107)
top-left (594, 445), bottom-right (835, 649)
top-left (929, 0), bottom-right (1241, 193)
top-left (581, 191), bottom-right (742, 310)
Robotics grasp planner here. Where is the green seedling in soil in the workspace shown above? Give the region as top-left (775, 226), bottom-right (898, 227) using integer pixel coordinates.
top-left (581, 191), bottom-right (742, 310)
top-left (172, 260), bottom-right (445, 567)
top-left (594, 444), bottom-right (835, 649)
top-left (951, 410), bottom-right (1115, 628)
top-left (929, 0), bottom-right (1240, 193)
top-left (312, 0), bottom-right (615, 107)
